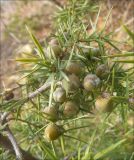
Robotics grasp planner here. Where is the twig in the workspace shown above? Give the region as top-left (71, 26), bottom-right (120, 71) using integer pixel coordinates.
top-left (28, 81), bottom-right (51, 99)
top-left (0, 112), bottom-right (39, 160)
top-left (1, 112), bottom-right (22, 160)
top-left (0, 82), bottom-right (51, 159)
top-left (5, 127), bottom-right (23, 160)
top-left (0, 133), bottom-right (38, 160)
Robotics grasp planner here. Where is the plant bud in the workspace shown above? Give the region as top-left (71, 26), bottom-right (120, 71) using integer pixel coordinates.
top-left (95, 95), bottom-right (113, 113)
top-left (65, 62), bottom-right (81, 75)
top-left (96, 64), bottom-right (109, 78)
top-left (45, 123), bottom-right (63, 141)
top-left (83, 74), bottom-right (100, 91)
top-left (4, 89), bottom-right (14, 101)
top-left (53, 87), bottom-right (66, 103)
top-left (63, 101), bottom-right (79, 117)
top-left (127, 113), bottom-right (134, 127)
top-left (43, 106), bottom-right (58, 121)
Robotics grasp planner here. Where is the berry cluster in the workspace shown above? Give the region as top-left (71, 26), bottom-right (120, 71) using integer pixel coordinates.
top-left (43, 38), bottom-right (116, 141)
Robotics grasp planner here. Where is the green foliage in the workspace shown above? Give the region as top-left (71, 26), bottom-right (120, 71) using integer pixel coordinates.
top-left (0, 0), bottom-right (134, 160)
top-left (123, 25), bottom-right (134, 42)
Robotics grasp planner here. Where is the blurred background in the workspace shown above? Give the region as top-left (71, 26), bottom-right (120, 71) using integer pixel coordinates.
top-left (0, 0), bottom-right (134, 89)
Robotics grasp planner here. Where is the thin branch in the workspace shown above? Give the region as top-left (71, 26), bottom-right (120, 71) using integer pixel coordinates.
top-left (28, 82), bottom-right (51, 99)
top-left (1, 112), bottom-right (22, 160)
top-left (5, 127), bottom-right (23, 160)
top-left (0, 112), bottom-right (39, 160)
top-left (0, 133), bottom-right (38, 160)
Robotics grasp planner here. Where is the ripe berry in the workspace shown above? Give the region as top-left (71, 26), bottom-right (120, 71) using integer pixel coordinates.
top-left (83, 74), bottom-right (100, 91)
top-left (53, 87), bottom-right (66, 103)
top-left (4, 89), bottom-right (14, 101)
top-left (45, 123), bottom-right (63, 141)
top-left (63, 101), bottom-right (79, 117)
top-left (43, 106), bottom-right (58, 121)
top-left (65, 62), bottom-right (81, 75)
top-left (96, 64), bottom-right (109, 78)
top-left (95, 95), bottom-right (113, 113)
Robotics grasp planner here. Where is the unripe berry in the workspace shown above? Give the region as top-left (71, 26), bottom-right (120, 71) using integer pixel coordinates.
top-left (127, 113), bottom-right (134, 127)
top-left (82, 47), bottom-right (100, 60)
top-left (96, 64), bottom-right (109, 78)
top-left (62, 74), bottom-right (80, 91)
top-left (43, 106), bottom-right (58, 121)
top-left (63, 101), bottom-right (79, 117)
top-left (53, 87), bottom-right (66, 103)
top-left (83, 74), bottom-right (100, 91)
top-left (48, 39), bottom-right (63, 58)
top-left (62, 74), bottom-right (80, 92)
top-left (95, 95), bottom-right (113, 113)
top-left (45, 123), bottom-right (63, 141)
top-left (124, 143), bottom-right (134, 153)
top-left (124, 135), bottom-right (134, 153)
top-left (51, 45), bottom-right (62, 57)
top-left (68, 74), bottom-right (81, 90)
top-left (129, 97), bottom-right (134, 109)
top-left (91, 48), bottom-right (100, 56)
top-left (65, 62), bottom-right (81, 75)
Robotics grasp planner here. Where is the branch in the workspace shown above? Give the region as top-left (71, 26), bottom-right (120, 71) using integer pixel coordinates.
top-left (28, 82), bottom-right (51, 99)
top-left (0, 112), bottom-right (39, 160)
top-left (0, 82), bottom-right (51, 159)
top-left (5, 127), bottom-right (23, 160)
top-left (0, 133), bottom-right (38, 160)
